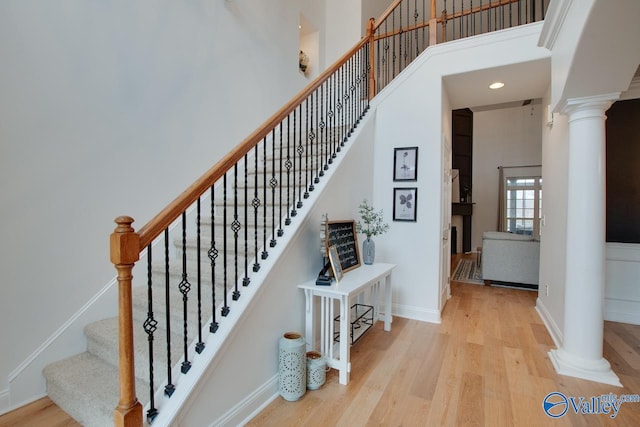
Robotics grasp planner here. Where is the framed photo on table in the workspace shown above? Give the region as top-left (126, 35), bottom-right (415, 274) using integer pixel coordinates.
top-left (393, 146), bottom-right (418, 181)
top-left (393, 187), bottom-right (418, 222)
top-left (328, 244), bottom-right (344, 282)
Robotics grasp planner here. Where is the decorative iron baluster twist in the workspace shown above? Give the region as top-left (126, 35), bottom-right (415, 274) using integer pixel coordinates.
top-left (310, 91), bottom-right (318, 187)
top-left (179, 212), bottom-right (192, 374)
top-left (144, 246), bottom-right (158, 423)
top-left (208, 186), bottom-right (219, 333)
top-left (262, 136), bottom-right (269, 259)
top-left (252, 145), bottom-right (261, 270)
top-left (319, 84), bottom-right (325, 178)
top-left (221, 174), bottom-right (230, 316)
top-left (243, 155), bottom-right (250, 286)
top-left (232, 165), bottom-right (241, 301)
top-left (303, 99), bottom-right (313, 199)
top-left (270, 129), bottom-right (278, 247)
top-left (296, 106), bottom-right (304, 209)
top-left (285, 115), bottom-right (292, 225)
top-left (164, 229), bottom-right (175, 396)
top-left (277, 124), bottom-right (284, 237)
top-left (195, 199), bottom-right (205, 354)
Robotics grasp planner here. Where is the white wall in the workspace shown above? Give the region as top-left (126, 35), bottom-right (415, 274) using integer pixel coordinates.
top-left (605, 243), bottom-right (640, 325)
top-left (0, 0), bottom-right (328, 412)
top-left (325, 0), bottom-right (362, 65)
top-left (535, 90), bottom-right (569, 346)
top-left (471, 104), bottom-right (543, 249)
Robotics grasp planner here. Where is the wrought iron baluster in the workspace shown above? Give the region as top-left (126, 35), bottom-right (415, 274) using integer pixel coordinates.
top-left (415, 0), bottom-right (419, 60)
top-left (336, 67), bottom-right (343, 153)
top-left (277, 124), bottom-right (285, 237)
top-left (243, 155), bottom-right (250, 286)
top-left (310, 92), bottom-right (318, 189)
top-left (270, 129), bottom-right (278, 246)
top-left (400, 0), bottom-right (410, 67)
top-left (319, 83), bottom-right (326, 178)
top-left (164, 229), bottom-right (175, 396)
top-left (221, 174), bottom-right (230, 316)
top-left (195, 199), bottom-right (204, 354)
top-left (232, 165), bottom-right (241, 300)
top-left (324, 75), bottom-right (340, 164)
top-left (179, 212), bottom-right (192, 374)
top-left (518, 0), bottom-right (522, 26)
top-left (452, 0), bottom-right (456, 39)
top-left (262, 136), bottom-right (269, 258)
top-left (304, 99), bottom-right (310, 199)
top-left (291, 107), bottom-right (299, 216)
top-left (393, 10), bottom-right (398, 78)
top-left (296, 107), bottom-right (304, 209)
top-left (399, 6), bottom-right (403, 73)
top-left (349, 56), bottom-right (355, 136)
top-left (144, 245), bottom-right (158, 423)
top-left (285, 115), bottom-right (292, 226)
top-left (208, 186), bottom-right (219, 333)
top-left (252, 145), bottom-right (261, 270)
top-left (532, 0), bottom-right (536, 23)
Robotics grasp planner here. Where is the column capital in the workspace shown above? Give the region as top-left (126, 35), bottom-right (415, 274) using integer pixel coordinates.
top-left (560, 93), bottom-right (621, 118)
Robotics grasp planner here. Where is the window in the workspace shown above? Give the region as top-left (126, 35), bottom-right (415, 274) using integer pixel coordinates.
top-left (505, 176), bottom-right (542, 239)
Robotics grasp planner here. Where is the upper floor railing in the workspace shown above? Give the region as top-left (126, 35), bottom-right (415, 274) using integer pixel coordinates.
top-left (110, 0), bottom-right (548, 425)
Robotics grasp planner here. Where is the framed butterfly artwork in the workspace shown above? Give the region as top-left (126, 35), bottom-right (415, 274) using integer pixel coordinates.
top-left (393, 187), bottom-right (417, 222)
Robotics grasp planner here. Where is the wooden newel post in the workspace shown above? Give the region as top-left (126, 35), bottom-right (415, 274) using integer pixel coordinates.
top-left (111, 216), bottom-right (143, 427)
top-left (428, 0), bottom-right (438, 45)
top-left (367, 17), bottom-right (376, 100)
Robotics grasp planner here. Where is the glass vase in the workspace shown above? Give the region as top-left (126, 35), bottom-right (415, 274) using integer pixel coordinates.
top-left (362, 237), bottom-right (375, 265)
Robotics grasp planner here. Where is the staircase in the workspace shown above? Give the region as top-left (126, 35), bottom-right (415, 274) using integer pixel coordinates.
top-left (42, 129), bottom-right (351, 426)
top-left (39, 1), bottom-right (549, 425)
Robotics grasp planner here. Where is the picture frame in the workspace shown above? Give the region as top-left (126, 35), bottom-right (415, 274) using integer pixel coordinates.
top-left (325, 220), bottom-right (361, 273)
top-left (328, 244), bottom-right (344, 282)
top-left (393, 146), bottom-right (418, 181)
top-left (393, 187), bottom-right (418, 222)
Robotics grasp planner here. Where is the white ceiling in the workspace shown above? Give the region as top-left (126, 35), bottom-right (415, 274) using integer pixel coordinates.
top-left (442, 58), bottom-right (551, 111)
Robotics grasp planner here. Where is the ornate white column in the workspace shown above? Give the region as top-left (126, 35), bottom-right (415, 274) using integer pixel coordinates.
top-left (548, 93), bottom-right (622, 387)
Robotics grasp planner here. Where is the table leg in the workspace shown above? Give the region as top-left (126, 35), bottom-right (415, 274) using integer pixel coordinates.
top-left (338, 294), bottom-right (350, 384)
top-left (384, 274), bottom-right (392, 331)
top-left (304, 289), bottom-right (314, 351)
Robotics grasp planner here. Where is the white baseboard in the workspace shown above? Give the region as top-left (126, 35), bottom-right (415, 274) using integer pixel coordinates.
top-left (0, 389), bottom-right (9, 415)
top-left (605, 298), bottom-right (640, 325)
top-left (535, 298), bottom-right (563, 348)
top-left (392, 303), bottom-right (441, 324)
top-left (213, 375), bottom-right (279, 427)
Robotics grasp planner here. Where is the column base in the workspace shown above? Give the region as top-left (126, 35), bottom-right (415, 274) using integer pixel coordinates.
top-left (549, 348), bottom-right (622, 387)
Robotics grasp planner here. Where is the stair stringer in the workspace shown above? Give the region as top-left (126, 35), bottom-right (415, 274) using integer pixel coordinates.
top-left (147, 110), bottom-right (377, 426)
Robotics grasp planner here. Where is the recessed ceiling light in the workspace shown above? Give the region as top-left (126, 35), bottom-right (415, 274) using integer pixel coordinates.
top-left (489, 81), bottom-right (505, 90)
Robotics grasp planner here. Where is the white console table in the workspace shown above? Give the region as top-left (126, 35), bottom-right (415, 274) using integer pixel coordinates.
top-left (298, 263), bottom-right (395, 385)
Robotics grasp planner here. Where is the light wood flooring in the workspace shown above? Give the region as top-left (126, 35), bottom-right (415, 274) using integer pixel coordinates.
top-left (2, 255), bottom-right (639, 426)
top-left (247, 254), bottom-right (640, 426)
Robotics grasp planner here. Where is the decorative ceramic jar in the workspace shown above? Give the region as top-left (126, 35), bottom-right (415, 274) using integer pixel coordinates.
top-left (306, 351), bottom-right (327, 390)
top-left (278, 332), bottom-right (306, 401)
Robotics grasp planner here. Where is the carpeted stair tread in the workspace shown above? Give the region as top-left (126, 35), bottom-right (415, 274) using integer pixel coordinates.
top-left (44, 352), bottom-right (148, 427)
top-left (85, 317), bottom-right (183, 384)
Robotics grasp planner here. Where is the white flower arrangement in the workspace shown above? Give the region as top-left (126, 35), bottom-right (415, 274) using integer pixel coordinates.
top-left (356, 199), bottom-right (389, 239)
